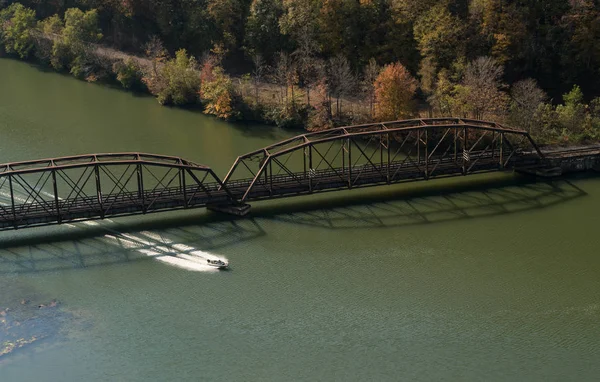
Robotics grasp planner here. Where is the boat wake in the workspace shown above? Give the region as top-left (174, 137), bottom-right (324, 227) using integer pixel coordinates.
top-left (73, 221), bottom-right (228, 272)
top-left (0, 187), bottom-right (229, 272)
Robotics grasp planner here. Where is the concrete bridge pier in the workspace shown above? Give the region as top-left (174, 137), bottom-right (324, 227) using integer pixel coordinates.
top-left (207, 203), bottom-right (252, 217)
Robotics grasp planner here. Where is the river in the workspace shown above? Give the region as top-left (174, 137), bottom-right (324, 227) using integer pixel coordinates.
top-left (0, 58), bottom-right (599, 381)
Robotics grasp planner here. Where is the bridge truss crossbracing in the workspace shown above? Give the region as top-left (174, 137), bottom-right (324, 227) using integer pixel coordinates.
top-left (0, 153), bottom-right (233, 230)
top-left (222, 118), bottom-right (544, 202)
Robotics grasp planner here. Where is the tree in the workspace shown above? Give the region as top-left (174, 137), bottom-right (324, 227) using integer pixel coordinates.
top-left (0, 3), bottom-right (36, 58)
top-left (362, 58), bottom-right (380, 119)
top-left (207, 0), bottom-right (246, 52)
top-left (508, 79), bottom-right (547, 133)
top-left (413, 3), bottom-right (464, 70)
top-left (374, 62), bottom-right (418, 121)
top-left (272, 51), bottom-right (297, 108)
top-left (201, 66), bottom-right (238, 120)
top-left (142, 49), bottom-right (200, 106)
top-left (245, 0), bottom-right (285, 62)
top-left (458, 56), bottom-right (509, 119)
top-left (113, 58), bottom-right (143, 90)
top-left (327, 54), bottom-right (356, 116)
top-left (144, 35), bottom-right (168, 76)
top-left (50, 8), bottom-right (103, 77)
top-left (251, 54), bottom-right (267, 104)
top-left (279, 0), bottom-right (321, 50)
top-left (556, 85), bottom-right (587, 134)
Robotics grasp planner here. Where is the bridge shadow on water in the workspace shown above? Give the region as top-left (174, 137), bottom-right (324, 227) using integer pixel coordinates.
top-left (253, 175), bottom-right (587, 230)
top-left (0, 174), bottom-right (588, 274)
top-left (0, 217), bottom-right (266, 274)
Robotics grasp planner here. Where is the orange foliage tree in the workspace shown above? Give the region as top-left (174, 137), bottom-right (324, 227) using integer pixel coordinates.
top-left (374, 62), bottom-right (418, 121)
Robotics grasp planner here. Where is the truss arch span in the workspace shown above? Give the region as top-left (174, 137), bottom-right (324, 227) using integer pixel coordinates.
top-left (0, 152), bottom-right (233, 230)
top-left (222, 118), bottom-right (544, 201)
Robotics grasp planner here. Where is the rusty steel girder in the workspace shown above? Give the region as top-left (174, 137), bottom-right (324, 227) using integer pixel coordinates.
top-left (0, 153), bottom-right (233, 230)
top-left (221, 118), bottom-right (544, 201)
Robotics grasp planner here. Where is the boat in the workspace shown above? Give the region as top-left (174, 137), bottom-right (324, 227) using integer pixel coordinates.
top-left (206, 259), bottom-right (229, 270)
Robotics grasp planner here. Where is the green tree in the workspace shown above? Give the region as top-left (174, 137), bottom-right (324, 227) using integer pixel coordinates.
top-left (413, 2), bottom-right (464, 69)
top-left (556, 85), bottom-right (587, 135)
top-left (245, 0), bottom-right (285, 62)
top-left (143, 49), bottom-right (200, 106)
top-left (50, 8), bottom-right (103, 77)
top-left (0, 3), bottom-right (36, 58)
top-left (113, 58), bottom-right (142, 90)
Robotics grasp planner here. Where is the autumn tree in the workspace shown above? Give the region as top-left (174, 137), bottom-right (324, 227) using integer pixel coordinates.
top-left (374, 62), bottom-right (418, 121)
top-left (201, 66), bottom-right (238, 120)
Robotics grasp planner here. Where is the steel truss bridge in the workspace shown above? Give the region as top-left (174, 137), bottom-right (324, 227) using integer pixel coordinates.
top-left (0, 118), bottom-right (562, 230)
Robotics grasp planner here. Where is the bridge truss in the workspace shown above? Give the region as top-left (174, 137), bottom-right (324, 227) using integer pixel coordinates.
top-left (222, 118), bottom-right (544, 201)
top-left (0, 153), bottom-right (233, 230)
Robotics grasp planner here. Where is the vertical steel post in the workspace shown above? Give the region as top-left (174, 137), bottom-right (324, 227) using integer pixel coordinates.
top-left (348, 138), bottom-right (352, 189)
top-left (137, 163), bottom-right (145, 213)
top-left (380, 135), bottom-right (384, 176)
top-left (425, 128), bottom-right (429, 179)
top-left (269, 160), bottom-right (273, 196)
top-left (308, 144), bottom-right (313, 192)
top-left (417, 130), bottom-right (420, 166)
top-left (492, 131), bottom-right (496, 160)
top-left (264, 154), bottom-right (268, 186)
top-left (342, 141), bottom-right (345, 176)
top-left (180, 168), bottom-right (188, 208)
top-left (8, 175), bottom-right (17, 229)
top-left (387, 132), bottom-right (391, 184)
top-left (52, 169), bottom-right (61, 223)
top-left (304, 147), bottom-right (307, 179)
top-left (463, 126), bottom-right (468, 175)
top-left (500, 133), bottom-right (504, 168)
top-left (95, 165), bottom-right (103, 218)
top-left (454, 129), bottom-right (458, 164)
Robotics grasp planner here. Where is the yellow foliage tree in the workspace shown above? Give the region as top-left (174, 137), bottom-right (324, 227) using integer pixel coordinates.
top-left (374, 62), bottom-right (418, 121)
top-left (201, 66), bottom-right (238, 120)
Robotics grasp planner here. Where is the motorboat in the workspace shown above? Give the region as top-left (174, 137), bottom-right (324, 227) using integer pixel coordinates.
top-left (206, 259), bottom-right (229, 270)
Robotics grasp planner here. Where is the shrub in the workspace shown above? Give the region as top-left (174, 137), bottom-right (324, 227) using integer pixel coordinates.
top-left (113, 58), bottom-right (143, 90)
top-left (143, 49), bottom-right (200, 105)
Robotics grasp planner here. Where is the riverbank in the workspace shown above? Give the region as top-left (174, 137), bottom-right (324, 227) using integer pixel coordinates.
top-left (1, 2), bottom-right (600, 143)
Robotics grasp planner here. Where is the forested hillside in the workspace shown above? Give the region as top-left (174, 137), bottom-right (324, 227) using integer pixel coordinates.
top-left (1, 0), bottom-right (599, 144)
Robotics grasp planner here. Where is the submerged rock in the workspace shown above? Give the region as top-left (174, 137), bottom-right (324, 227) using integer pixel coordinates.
top-left (0, 296), bottom-right (72, 361)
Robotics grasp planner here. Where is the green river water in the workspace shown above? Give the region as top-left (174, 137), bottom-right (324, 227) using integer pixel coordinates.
top-left (0, 58), bottom-right (599, 381)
